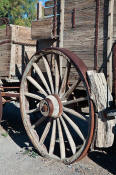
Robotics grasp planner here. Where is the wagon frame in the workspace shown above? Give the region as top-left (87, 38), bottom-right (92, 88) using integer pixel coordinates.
top-left (0, 0), bottom-right (116, 164)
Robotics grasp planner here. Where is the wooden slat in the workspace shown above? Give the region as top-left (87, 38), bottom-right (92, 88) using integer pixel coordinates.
top-left (31, 18), bottom-right (53, 39)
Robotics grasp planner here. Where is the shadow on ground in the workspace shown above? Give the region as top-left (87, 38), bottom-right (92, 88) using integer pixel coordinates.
top-left (1, 102), bottom-right (34, 150)
top-left (88, 144), bottom-right (116, 175)
top-left (1, 102), bottom-right (116, 174)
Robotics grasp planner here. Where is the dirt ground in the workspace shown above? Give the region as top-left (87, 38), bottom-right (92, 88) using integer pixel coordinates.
top-left (0, 102), bottom-right (116, 175)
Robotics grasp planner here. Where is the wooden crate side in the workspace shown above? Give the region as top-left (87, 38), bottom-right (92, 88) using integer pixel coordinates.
top-left (31, 18), bottom-right (53, 40)
top-left (63, 0), bottom-right (108, 71)
top-left (13, 44), bottom-right (36, 78)
top-left (11, 25), bottom-right (36, 45)
top-left (0, 42), bottom-right (11, 77)
top-left (0, 27), bottom-right (11, 41)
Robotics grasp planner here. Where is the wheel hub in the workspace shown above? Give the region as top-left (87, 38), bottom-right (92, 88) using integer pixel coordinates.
top-left (39, 95), bottom-right (63, 118)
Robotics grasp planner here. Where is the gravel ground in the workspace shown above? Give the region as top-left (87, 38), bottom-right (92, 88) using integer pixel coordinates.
top-left (0, 102), bottom-right (116, 175)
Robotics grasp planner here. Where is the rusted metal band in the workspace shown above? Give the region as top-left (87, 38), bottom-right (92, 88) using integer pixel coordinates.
top-left (53, 0), bottom-right (57, 36)
top-left (45, 98), bottom-right (54, 117)
top-left (37, 2), bottom-right (39, 20)
top-left (72, 8), bottom-right (76, 28)
top-left (0, 40), bottom-right (11, 45)
top-left (53, 94), bottom-right (63, 117)
top-left (0, 18), bottom-right (10, 36)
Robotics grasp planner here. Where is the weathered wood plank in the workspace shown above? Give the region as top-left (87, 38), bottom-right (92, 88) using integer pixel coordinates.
top-left (87, 70), bottom-right (115, 148)
top-left (31, 18), bottom-right (53, 39)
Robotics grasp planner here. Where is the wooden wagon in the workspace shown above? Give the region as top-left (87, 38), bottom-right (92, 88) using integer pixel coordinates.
top-left (0, 0), bottom-right (116, 164)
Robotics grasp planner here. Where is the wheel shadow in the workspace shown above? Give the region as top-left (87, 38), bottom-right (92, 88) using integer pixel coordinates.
top-left (88, 144), bottom-right (116, 174)
top-left (1, 102), bottom-right (35, 151)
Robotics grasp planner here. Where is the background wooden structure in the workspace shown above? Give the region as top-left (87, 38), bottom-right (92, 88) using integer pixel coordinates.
top-left (0, 25), bottom-right (36, 80)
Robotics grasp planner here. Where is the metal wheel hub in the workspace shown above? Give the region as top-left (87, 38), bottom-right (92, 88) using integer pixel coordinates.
top-left (39, 95), bottom-right (63, 118)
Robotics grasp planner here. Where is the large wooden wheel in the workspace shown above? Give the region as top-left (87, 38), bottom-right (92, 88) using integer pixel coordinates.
top-left (20, 48), bottom-right (94, 164)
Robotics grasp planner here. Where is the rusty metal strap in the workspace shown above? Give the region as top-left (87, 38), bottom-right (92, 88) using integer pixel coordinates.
top-left (0, 40), bottom-right (11, 46)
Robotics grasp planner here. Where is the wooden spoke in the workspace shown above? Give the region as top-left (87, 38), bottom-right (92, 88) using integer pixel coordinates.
top-left (33, 63), bottom-right (51, 94)
top-left (26, 108), bottom-right (39, 114)
top-left (57, 118), bottom-right (65, 159)
top-left (55, 59), bottom-right (60, 94)
top-left (63, 107), bottom-right (86, 121)
top-left (49, 120), bottom-right (56, 155)
top-left (25, 92), bottom-right (43, 101)
top-left (42, 56), bottom-right (54, 94)
top-left (32, 116), bottom-right (46, 129)
top-left (59, 62), bottom-right (71, 96)
top-left (27, 76), bottom-right (48, 97)
top-left (63, 112), bottom-right (85, 141)
top-left (60, 116), bottom-right (76, 154)
top-left (62, 79), bottom-right (81, 100)
top-left (40, 120), bottom-right (51, 144)
top-left (63, 97), bottom-right (87, 106)
top-left (59, 55), bottom-right (63, 80)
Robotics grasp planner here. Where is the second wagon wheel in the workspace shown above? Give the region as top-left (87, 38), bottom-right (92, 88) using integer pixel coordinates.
top-left (20, 48), bottom-right (94, 164)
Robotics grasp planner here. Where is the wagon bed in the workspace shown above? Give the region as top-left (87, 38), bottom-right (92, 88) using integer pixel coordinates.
top-left (0, 23), bottom-right (36, 79)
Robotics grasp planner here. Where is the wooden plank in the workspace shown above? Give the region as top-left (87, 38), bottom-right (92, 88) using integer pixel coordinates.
top-left (11, 25), bottom-right (36, 45)
top-left (107, 0), bottom-right (114, 92)
top-left (31, 18), bottom-right (53, 39)
top-left (87, 70), bottom-right (115, 148)
top-left (44, 7), bottom-right (53, 16)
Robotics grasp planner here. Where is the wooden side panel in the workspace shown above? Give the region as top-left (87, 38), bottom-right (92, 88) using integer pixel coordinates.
top-left (63, 0), bottom-right (105, 70)
top-left (14, 44), bottom-right (36, 77)
top-left (31, 18), bottom-right (53, 40)
top-left (0, 25), bottom-right (36, 78)
top-left (0, 27), bottom-right (11, 41)
top-left (0, 43), bottom-right (11, 77)
top-left (11, 25), bottom-right (36, 45)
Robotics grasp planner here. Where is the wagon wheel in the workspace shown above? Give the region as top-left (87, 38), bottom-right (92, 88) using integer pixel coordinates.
top-left (0, 91), bottom-right (3, 123)
top-left (20, 48), bottom-right (94, 164)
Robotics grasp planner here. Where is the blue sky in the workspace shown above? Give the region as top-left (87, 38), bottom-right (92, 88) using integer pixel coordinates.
top-left (39, 0), bottom-right (48, 5)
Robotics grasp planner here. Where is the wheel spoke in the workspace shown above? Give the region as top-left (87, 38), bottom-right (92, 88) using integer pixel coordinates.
top-left (26, 108), bottom-right (39, 114)
top-left (32, 116), bottom-right (46, 129)
top-left (43, 56), bottom-right (54, 93)
top-left (33, 63), bottom-right (51, 94)
top-left (27, 76), bottom-right (48, 97)
top-left (59, 62), bottom-right (71, 96)
top-left (40, 119), bottom-right (51, 144)
top-left (62, 79), bottom-right (81, 100)
top-left (57, 118), bottom-right (65, 159)
top-left (63, 97), bottom-right (87, 106)
top-left (25, 92), bottom-right (43, 101)
top-left (60, 116), bottom-right (76, 154)
top-left (49, 120), bottom-right (56, 155)
top-left (63, 112), bottom-right (85, 141)
top-left (63, 107), bottom-right (86, 121)
top-left (55, 59), bottom-right (60, 94)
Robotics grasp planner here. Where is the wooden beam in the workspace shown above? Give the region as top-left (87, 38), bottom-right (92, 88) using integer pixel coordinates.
top-left (37, 1), bottom-right (43, 20)
top-left (59, 0), bottom-right (65, 79)
top-left (107, 0), bottom-right (114, 92)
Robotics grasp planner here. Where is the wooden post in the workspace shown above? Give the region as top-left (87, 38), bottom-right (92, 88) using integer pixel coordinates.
top-left (37, 1), bottom-right (43, 20)
top-left (107, 0), bottom-right (114, 92)
top-left (59, 0), bottom-right (65, 79)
